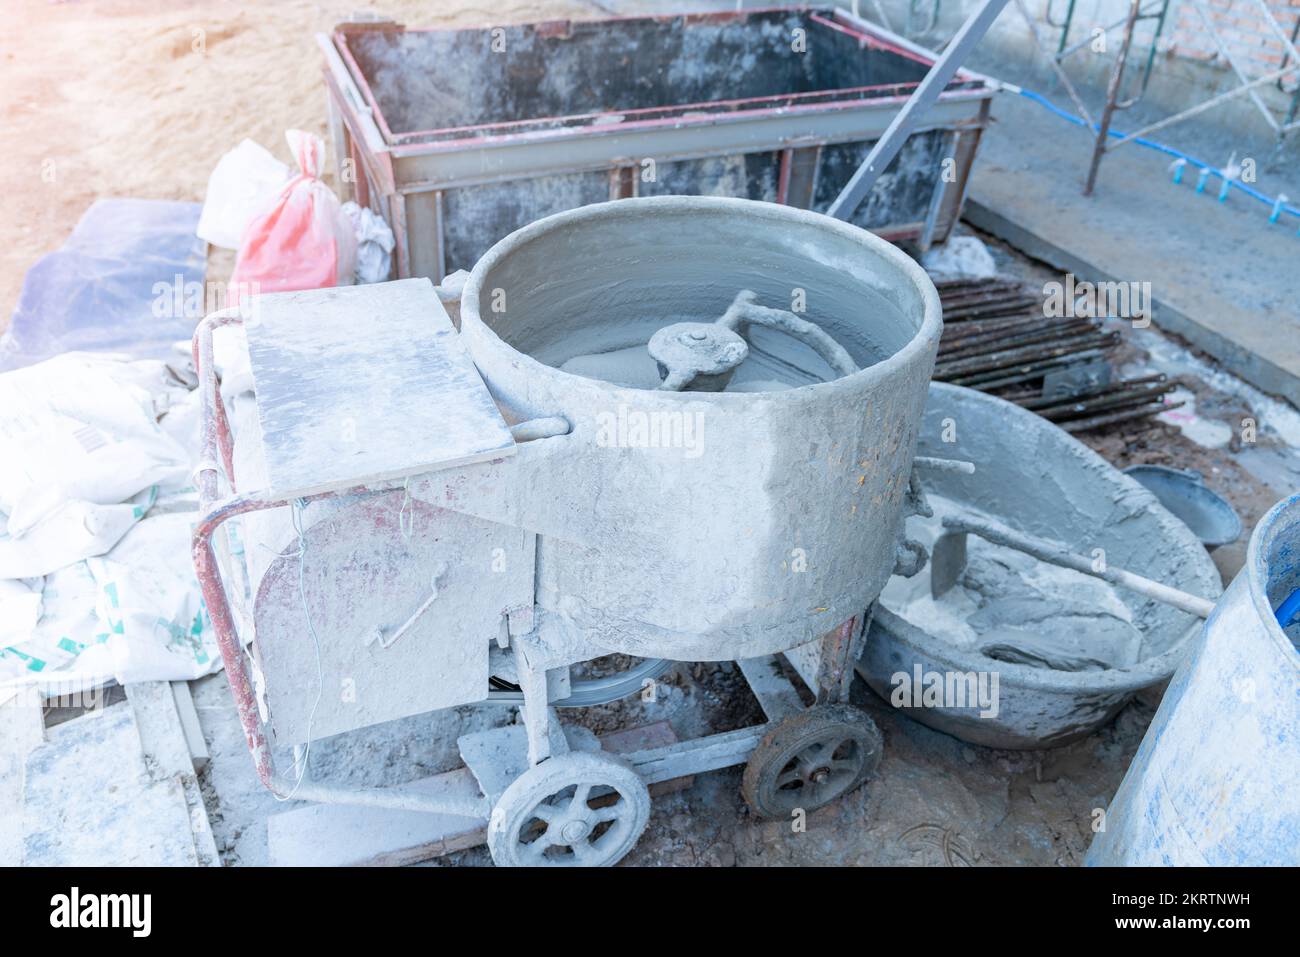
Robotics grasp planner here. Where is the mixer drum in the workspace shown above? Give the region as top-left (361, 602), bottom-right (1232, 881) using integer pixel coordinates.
top-left (419, 197), bottom-right (942, 661)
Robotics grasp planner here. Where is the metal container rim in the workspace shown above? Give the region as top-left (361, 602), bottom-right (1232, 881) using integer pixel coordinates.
top-left (1247, 491), bottom-right (1300, 669)
top-left (459, 195), bottom-right (943, 404)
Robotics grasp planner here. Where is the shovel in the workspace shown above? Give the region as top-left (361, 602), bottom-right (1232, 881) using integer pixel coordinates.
top-left (929, 513), bottom-right (1215, 619)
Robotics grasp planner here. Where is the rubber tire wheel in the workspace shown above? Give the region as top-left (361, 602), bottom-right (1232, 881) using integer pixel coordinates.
top-left (742, 704), bottom-right (883, 820)
top-left (487, 751), bottom-right (651, 867)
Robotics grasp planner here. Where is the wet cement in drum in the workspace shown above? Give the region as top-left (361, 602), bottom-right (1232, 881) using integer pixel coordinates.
top-left (558, 321), bottom-right (834, 392)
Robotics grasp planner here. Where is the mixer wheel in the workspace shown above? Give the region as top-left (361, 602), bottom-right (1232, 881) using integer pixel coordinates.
top-left (742, 704), bottom-right (883, 819)
top-left (487, 751), bottom-right (651, 867)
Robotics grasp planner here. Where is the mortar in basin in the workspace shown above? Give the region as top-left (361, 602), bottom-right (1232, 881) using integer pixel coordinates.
top-left (414, 196), bottom-right (942, 661)
top-left (857, 382), bottom-right (1223, 749)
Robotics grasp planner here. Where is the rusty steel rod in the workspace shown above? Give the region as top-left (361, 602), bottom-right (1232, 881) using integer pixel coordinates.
top-left (939, 320), bottom-right (1099, 360)
top-left (940, 311), bottom-right (1054, 338)
top-left (934, 331), bottom-right (1119, 378)
top-left (942, 299), bottom-right (1040, 321)
top-left (1038, 382), bottom-right (1178, 421)
top-left (1017, 373), bottom-right (1167, 409)
top-left (1061, 400), bottom-right (1183, 432)
top-left (946, 349), bottom-right (1113, 389)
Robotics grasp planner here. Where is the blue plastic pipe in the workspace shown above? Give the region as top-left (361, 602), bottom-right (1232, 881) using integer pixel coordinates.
top-left (1276, 587), bottom-right (1300, 627)
top-left (1017, 88), bottom-right (1300, 225)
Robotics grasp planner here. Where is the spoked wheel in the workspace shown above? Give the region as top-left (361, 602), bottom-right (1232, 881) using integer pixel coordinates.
top-left (487, 751), bottom-right (651, 867)
top-left (742, 704), bottom-right (883, 819)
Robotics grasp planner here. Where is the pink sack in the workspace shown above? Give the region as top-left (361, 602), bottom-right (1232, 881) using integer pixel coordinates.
top-left (229, 131), bottom-right (356, 305)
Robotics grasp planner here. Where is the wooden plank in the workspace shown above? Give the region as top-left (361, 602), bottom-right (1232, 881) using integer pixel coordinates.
top-left (170, 680), bottom-right (209, 772)
top-left (267, 767), bottom-right (489, 867)
top-left (627, 725), bottom-right (766, 785)
top-left (23, 704), bottom-right (201, 866)
top-left (244, 278), bottom-right (514, 499)
top-left (600, 720), bottom-right (693, 796)
top-left (126, 682), bottom-right (192, 776)
top-left (125, 682), bottom-right (220, 866)
top-left (0, 691), bottom-right (44, 866)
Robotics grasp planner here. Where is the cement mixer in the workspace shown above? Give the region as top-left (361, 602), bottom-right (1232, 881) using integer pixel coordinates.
top-left (192, 197), bottom-right (947, 866)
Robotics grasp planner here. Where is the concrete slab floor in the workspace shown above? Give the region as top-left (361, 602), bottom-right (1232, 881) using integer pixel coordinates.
top-left (965, 89), bottom-right (1300, 408)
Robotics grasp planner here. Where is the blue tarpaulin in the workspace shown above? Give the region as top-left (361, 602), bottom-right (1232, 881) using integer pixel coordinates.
top-left (0, 198), bottom-right (205, 370)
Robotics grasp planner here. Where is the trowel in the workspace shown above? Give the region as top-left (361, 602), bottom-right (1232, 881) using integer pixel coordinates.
top-left (929, 513), bottom-right (1216, 619)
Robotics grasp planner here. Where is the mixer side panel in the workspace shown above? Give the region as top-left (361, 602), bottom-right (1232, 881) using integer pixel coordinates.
top-left (250, 492), bottom-right (533, 744)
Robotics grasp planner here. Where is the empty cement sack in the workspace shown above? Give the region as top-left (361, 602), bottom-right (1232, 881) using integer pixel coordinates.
top-left (0, 512), bottom-right (220, 696)
top-left (0, 353), bottom-right (191, 576)
top-left (230, 130), bottom-right (356, 304)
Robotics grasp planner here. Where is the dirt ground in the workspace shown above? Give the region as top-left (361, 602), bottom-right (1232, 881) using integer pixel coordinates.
top-left (0, 0), bottom-right (597, 327)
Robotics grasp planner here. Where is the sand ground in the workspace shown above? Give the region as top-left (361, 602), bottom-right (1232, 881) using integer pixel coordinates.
top-left (0, 0), bottom-right (596, 327)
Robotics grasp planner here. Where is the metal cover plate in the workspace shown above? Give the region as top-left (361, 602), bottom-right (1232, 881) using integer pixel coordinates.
top-left (253, 492), bottom-right (534, 744)
top-left (245, 278), bottom-right (514, 499)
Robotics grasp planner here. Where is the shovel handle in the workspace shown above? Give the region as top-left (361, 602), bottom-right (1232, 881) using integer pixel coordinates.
top-left (941, 514), bottom-right (1216, 619)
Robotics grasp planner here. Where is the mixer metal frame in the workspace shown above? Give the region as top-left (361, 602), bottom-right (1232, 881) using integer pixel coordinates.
top-left (191, 311), bottom-right (883, 866)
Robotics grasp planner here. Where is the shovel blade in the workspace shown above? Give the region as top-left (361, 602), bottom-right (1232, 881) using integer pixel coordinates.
top-left (930, 530), bottom-right (968, 599)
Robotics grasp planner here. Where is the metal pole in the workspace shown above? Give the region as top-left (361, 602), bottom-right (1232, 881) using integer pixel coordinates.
top-left (1188, 0), bottom-right (1281, 132)
top-left (828, 0), bottom-right (1012, 221)
top-left (1083, 0), bottom-right (1142, 196)
top-left (1107, 66), bottom-right (1298, 149)
top-left (1014, 0), bottom-right (1095, 129)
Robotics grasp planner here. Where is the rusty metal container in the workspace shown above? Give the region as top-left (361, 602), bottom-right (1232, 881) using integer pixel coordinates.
top-left (319, 6), bottom-right (996, 281)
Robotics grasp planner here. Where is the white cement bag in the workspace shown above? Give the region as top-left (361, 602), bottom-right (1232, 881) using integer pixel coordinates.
top-left (0, 562), bottom-right (102, 692)
top-left (0, 354), bottom-right (191, 575)
top-left (197, 139), bottom-right (292, 250)
top-left (0, 487), bottom-right (156, 579)
top-left (0, 510), bottom-right (219, 697)
top-left (83, 512), bottom-right (219, 686)
top-left (0, 578), bottom-right (42, 644)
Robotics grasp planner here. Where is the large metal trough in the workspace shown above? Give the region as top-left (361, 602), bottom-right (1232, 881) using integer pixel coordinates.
top-left (319, 6), bottom-right (997, 281)
top-left (857, 382), bottom-right (1224, 749)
